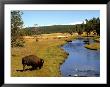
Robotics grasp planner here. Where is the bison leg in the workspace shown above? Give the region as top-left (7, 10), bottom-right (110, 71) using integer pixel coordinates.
top-left (23, 64), bottom-right (26, 71)
top-left (39, 66), bottom-right (42, 69)
top-left (32, 65), bottom-right (36, 70)
top-left (32, 66), bottom-right (34, 70)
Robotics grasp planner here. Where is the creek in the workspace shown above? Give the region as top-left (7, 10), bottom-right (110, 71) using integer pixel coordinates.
top-left (60, 38), bottom-right (100, 77)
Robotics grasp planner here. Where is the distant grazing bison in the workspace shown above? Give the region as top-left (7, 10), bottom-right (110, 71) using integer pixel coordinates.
top-left (22, 55), bottom-right (44, 71)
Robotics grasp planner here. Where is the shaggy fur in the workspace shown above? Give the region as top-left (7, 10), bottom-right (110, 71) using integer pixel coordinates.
top-left (22, 55), bottom-right (44, 71)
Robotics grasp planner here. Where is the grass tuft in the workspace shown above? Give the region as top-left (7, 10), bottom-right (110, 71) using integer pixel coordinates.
top-left (85, 43), bottom-right (100, 50)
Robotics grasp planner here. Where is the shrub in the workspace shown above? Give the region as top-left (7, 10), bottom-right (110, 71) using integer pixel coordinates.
top-left (12, 39), bottom-right (25, 47)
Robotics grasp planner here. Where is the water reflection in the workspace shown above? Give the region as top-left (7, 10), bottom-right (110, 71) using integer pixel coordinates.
top-left (60, 38), bottom-right (100, 77)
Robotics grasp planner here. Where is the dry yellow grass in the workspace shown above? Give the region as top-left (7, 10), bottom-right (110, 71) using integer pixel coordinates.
top-left (11, 35), bottom-right (70, 77)
top-left (85, 43), bottom-right (100, 50)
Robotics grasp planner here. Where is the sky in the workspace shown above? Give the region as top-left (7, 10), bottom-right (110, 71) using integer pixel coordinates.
top-left (22, 10), bottom-right (100, 27)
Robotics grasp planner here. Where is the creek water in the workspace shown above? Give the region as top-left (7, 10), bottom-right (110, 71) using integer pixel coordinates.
top-left (60, 38), bottom-right (100, 77)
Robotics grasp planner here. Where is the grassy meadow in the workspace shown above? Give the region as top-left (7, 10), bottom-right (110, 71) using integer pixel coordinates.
top-left (11, 33), bottom-right (76, 77)
top-left (11, 32), bottom-right (100, 77)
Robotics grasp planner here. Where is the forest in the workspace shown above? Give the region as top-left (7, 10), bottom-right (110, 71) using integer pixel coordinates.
top-left (22, 18), bottom-right (100, 36)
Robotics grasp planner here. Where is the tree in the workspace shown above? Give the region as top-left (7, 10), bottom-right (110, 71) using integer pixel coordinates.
top-left (11, 10), bottom-right (24, 47)
top-left (95, 17), bottom-right (100, 35)
top-left (84, 17), bottom-right (100, 36)
top-left (85, 19), bottom-right (91, 36)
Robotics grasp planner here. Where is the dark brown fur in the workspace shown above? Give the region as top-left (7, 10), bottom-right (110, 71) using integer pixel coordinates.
top-left (22, 55), bottom-right (44, 71)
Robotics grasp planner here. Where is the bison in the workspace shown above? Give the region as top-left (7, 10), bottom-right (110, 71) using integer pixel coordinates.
top-left (22, 55), bottom-right (44, 71)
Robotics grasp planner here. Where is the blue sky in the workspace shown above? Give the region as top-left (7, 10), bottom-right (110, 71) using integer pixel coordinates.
top-left (22, 10), bottom-right (100, 27)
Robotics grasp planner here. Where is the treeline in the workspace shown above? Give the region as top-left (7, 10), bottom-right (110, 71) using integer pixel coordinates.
top-left (22, 25), bottom-right (84, 35)
top-left (11, 10), bottom-right (100, 47)
top-left (22, 17), bottom-right (100, 36)
top-left (22, 25), bottom-right (79, 35)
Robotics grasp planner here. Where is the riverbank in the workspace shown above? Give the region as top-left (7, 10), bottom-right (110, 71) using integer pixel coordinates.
top-left (60, 38), bottom-right (100, 77)
top-left (11, 34), bottom-right (75, 77)
top-left (84, 36), bottom-right (100, 50)
top-left (85, 43), bottom-right (100, 50)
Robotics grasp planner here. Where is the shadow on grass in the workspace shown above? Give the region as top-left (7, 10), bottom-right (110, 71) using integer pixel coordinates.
top-left (16, 68), bottom-right (38, 72)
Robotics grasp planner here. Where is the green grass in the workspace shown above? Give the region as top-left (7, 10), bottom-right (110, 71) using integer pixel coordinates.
top-left (11, 35), bottom-right (70, 77)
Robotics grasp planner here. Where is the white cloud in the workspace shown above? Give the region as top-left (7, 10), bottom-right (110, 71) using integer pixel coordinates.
top-left (68, 21), bottom-right (85, 25)
top-left (38, 21), bottom-right (86, 27)
top-left (23, 21), bottom-right (86, 27)
top-left (46, 21), bottom-right (86, 26)
top-left (61, 21), bottom-right (86, 25)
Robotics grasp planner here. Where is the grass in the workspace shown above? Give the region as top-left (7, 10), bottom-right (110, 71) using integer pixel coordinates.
top-left (11, 33), bottom-right (99, 76)
top-left (80, 35), bottom-right (100, 50)
top-left (84, 36), bottom-right (100, 50)
top-left (92, 36), bottom-right (100, 42)
top-left (11, 34), bottom-right (74, 77)
top-left (85, 43), bottom-right (100, 50)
